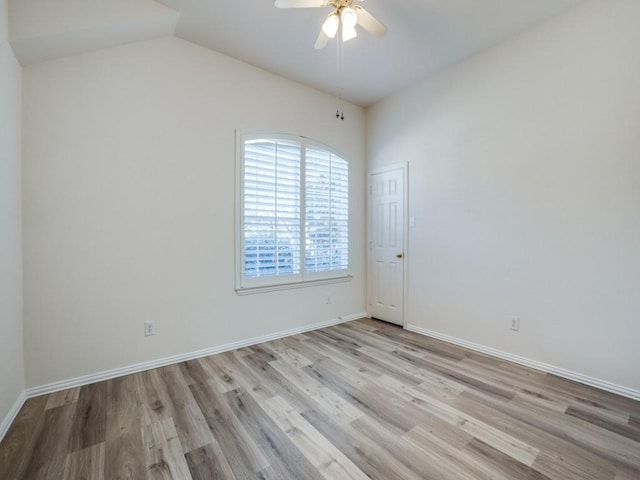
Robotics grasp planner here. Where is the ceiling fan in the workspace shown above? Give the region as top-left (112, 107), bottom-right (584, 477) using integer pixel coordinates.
top-left (274, 0), bottom-right (387, 50)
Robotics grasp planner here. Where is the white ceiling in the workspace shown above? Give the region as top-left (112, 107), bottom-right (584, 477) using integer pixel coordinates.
top-left (9, 0), bottom-right (179, 65)
top-left (9, 0), bottom-right (585, 107)
top-left (158, 0), bottom-right (583, 106)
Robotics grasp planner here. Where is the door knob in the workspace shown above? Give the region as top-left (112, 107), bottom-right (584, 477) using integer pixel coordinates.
top-left (396, 253), bottom-right (403, 259)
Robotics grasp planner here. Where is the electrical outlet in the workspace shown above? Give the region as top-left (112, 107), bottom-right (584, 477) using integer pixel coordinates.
top-left (510, 317), bottom-right (520, 332)
top-left (325, 294), bottom-right (331, 304)
top-left (144, 321), bottom-right (156, 336)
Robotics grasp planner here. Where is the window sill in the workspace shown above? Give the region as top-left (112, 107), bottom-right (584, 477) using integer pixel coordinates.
top-left (236, 275), bottom-right (353, 296)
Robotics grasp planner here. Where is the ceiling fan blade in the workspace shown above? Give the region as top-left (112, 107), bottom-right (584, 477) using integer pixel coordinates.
top-left (274, 0), bottom-right (327, 8)
top-left (354, 6), bottom-right (387, 37)
top-left (314, 30), bottom-right (330, 49)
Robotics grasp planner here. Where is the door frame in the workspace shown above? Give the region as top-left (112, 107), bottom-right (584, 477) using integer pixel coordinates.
top-left (367, 163), bottom-right (409, 328)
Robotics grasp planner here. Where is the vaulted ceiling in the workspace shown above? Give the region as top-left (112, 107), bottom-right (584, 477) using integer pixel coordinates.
top-left (9, 0), bottom-right (584, 106)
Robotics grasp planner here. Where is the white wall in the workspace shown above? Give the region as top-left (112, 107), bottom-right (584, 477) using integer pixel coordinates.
top-left (0, 0), bottom-right (24, 425)
top-left (22, 37), bottom-right (366, 388)
top-left (367, 0), bottom-right (640, 392)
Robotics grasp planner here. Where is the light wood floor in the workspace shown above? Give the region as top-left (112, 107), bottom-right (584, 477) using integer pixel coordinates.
top-left (1, 318), bottom-right (639, 479)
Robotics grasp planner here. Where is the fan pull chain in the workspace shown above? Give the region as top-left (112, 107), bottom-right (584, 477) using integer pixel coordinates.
top-left (335, 22), bottom-right (344, 121)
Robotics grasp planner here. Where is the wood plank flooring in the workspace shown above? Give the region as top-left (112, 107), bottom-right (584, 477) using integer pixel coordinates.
top-left (1, 318), bottom-right (639, 479)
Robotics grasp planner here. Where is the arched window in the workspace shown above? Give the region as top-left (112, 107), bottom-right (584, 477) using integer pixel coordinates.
top-left (236, 133), bottom-right (350, 292)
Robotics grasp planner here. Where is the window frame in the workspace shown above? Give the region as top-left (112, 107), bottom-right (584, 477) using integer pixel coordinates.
top-left (235, 131), bottom-right (352, 294)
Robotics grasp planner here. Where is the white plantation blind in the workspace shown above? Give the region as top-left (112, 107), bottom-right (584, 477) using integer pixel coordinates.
top-left (305, 148), bottom-right (349, 273)
top-left (239, 133), bottom-right (350, 289)
top-left (243, 139), bottom-right (301, 279)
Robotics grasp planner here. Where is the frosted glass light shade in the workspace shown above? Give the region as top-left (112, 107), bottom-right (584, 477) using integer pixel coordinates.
top-left (342, 23), bottom-right (357, 42)
top-left (341, 7), bottom-right (358, 28)
top-left (322, 13), bottom-right (339, 38)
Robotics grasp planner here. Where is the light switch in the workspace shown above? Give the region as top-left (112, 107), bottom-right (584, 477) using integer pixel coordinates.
top-left (409, 216), bottom-right (416, 228)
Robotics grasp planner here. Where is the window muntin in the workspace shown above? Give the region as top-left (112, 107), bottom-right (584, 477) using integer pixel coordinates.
top-left (238, 133), bottom-right (350, 290)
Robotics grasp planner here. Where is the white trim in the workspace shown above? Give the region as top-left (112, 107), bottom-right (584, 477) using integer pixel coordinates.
top-left (25, 313), bottom-right (367, 398)
top-left (369, 163), bottom-right (408, 175)
top-left (401, 163), bottom-right (409, 328)
top-left (405, 324), bottom-right (640, 402)
top-left (0, 390), bottom-right (27, 443)
top-left (236, 275), bottom-right (353, 295)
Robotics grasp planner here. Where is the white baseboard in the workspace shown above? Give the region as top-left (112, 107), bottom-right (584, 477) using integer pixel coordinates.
top-left (0, 390), bottom-right (27, 443)
top-left (25, 312), bottom-right (367, 399)
top-left (405, 324), bottom-right (640, 402)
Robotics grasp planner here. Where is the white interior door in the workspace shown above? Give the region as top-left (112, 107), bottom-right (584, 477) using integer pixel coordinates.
top-left (369, 166), bottom-right (405, 326)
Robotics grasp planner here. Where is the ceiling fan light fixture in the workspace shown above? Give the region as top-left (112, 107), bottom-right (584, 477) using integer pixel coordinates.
top-left (273, 0), bottom-right (386, 50)
top-left (340, 7), bottom-right (358, 29)
top-left (322, 12), bottom-right (339, 38)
